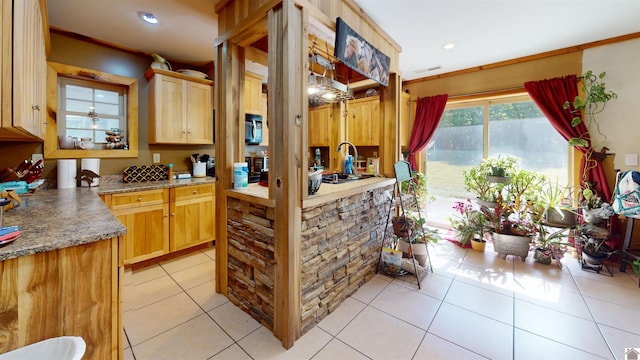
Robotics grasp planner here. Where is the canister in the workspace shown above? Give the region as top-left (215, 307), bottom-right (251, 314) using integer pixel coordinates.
top-left (233, 162), bottom-right (248, 189)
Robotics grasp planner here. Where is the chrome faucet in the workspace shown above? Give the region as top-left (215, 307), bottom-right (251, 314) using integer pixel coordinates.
top-left (336, 141), bottom-right (359, 177)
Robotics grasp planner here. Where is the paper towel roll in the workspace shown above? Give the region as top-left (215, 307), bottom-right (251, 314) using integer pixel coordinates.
top-left (80, 158), bottom-right (100, 187)
top-left (57, 159), bottom-right (77, 189)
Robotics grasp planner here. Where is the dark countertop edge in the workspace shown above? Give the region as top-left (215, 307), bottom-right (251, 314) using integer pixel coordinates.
top-left (98, 176), bottom-right (216, 195)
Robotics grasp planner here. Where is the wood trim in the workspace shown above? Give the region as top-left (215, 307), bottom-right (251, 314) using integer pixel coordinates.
top-left (404, 32), bottom-right (640, 86)
top-left (45, 61), bottom-right (139, 159)
top-left (214, 0), bottom-right (279, 47)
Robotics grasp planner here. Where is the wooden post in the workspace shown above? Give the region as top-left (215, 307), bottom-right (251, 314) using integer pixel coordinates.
top-left (214, 41), bottom-right (244, 295)
top-left (381, 73), bottom-right (401, 176)
top-left (269, 0), bottom-right (304, 348)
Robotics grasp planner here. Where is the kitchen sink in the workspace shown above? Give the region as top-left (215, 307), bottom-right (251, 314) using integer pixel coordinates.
top-left (321, 173), bottom-right (375, 184)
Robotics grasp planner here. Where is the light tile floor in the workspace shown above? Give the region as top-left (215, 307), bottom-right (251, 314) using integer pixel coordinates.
top-left (123, 241), bottom-right (640, 360)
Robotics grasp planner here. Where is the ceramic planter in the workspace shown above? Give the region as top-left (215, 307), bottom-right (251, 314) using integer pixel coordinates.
top-left (491, 232), bottom-right (531, 260)
top-left (544, 209), bottom-right (577, 228)
top-left (397, 239), bottom-right (428, 266)
top-left (471, 238), bottom-right (486, 252)
top-left (534, 248), bottom-right (552, 265)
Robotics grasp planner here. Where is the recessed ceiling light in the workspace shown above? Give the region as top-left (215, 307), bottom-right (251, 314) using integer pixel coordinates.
top-left (140, 12), bottom-right (158, 24)
top-left (442, 42), bottom-right (456, 50)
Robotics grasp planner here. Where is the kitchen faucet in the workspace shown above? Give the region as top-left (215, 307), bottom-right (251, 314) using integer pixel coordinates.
top-left (336, 141), bottom-right (359, 177)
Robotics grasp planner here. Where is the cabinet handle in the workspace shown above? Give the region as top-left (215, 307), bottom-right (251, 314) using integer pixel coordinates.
top-left (137, 197), bottom-right (142, 201)
top-left (171, 213), bottom-right (176, 216)
top-left (32, 105), bottom-right (40, 111)
top-left (163, 214), bottom-right (169, 218)
top-left (192, 190), bottom-right (197, 194)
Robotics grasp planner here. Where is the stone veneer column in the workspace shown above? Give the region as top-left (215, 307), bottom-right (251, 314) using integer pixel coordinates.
top-left (226, 198), bottom-right (276, 329)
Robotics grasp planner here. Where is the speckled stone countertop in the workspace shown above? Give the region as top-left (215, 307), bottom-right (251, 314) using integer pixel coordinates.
top-left (0, 187), bottom-right (126, 261)
top-left (0, 177), bottom-right (216, 261)
top-left (97, 176), bottom-right (215, 195)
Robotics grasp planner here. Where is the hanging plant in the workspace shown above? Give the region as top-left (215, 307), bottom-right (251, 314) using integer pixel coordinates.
top-left (563, 70), bottom-right (617, 183)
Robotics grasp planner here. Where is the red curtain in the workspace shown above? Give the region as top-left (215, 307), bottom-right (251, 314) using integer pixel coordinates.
top-left (525, 75), bottom-right (619, 245)
top-left (407, 94), bottom-right (448, 170)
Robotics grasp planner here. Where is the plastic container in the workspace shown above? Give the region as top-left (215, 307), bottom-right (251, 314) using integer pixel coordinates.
top-left (0, 336), bottom-right (86, 360)
top-left (233, 162), bottom-right (248, 189)
top-left (192, 162), bottom-right (206, 178)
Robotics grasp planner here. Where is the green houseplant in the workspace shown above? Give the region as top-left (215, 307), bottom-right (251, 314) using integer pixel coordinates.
top-left (449, 199), bottom-right (487, 250)
top-left (463, 156), bottom-right (518, 206)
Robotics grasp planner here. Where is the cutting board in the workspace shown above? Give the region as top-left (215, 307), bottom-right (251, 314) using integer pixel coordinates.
top-left (122, 165), bottom-right (169, 183)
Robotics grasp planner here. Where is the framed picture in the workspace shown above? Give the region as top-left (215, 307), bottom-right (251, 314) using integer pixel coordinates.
top-left (334, 17), bottom-right (390, 86)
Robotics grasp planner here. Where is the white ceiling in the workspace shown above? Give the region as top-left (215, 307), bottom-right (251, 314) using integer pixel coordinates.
top-left (46, 0), bottom-right (640, 81)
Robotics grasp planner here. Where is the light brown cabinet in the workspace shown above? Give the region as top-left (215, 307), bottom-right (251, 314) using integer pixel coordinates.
top-left (109, 189), bottom-right (170, 265)
top-left (308, 104), bottom-right (333, 147)
top-left (259, 93), bottom-right (269, 146)
top-left (170, 183), bottom-right (216, 252)
top-left (104, 184), bottom-right (216, 264)
top-left (0, 0), bottom-right (47, 141)
top-left (348, 96), bottom-right (380, 146)
top-left (245, 72), bottom-right (264, 115)
top-left (146, 68), bottom-right (214, 144)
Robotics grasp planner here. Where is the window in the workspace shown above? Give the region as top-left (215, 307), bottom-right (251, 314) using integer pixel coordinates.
top-left (425, 94), bottom-right (569, 227)
top-left (58, 77), bottom-right (127, 145)
top-left (45, 62), bottom-right (138, 159)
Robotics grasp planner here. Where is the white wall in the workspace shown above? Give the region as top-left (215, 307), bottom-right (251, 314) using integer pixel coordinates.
top-left (583, 38), bottom-right (640, 172)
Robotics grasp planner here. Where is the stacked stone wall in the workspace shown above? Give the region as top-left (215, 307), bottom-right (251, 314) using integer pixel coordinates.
top-left (300, 185), bottom-right (393, 334)
top-left (226, 198), bottom-right (275, 329)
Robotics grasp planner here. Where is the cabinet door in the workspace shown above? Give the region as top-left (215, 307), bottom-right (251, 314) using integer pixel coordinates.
top-left (114, 203), bottom-right (169, 265)
top-left (309, 105), bottom-right (332, 146)
top-left (110, 189), bottom-right (169, 264)
top-left (170, 184), bottom-right (215, 252)
top-left (186, 82), bottom-right (213, 144)
top-left (244, 72), bottom-right (263, 115)
top-left (348, 97), bottom-right (380, 146)
top-left (11, 0), bottom-right (46, 140)
top-left (150, 74), bottom-right (186, 143)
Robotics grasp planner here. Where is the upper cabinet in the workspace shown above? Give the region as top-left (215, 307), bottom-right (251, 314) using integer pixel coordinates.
top-left (308, 104), bottom-right (333, 147)
top-left (347, 96), bottom-right (380, 146)
top-left (0, 0), bottom-right (47, 141)
top-left (244, 72), bottom-right (264, 115)
top-left (146, 68), bottom-right (214, 144)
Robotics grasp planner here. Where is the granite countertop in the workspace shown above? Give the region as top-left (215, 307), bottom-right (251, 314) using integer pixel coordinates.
top-left (0, 176), bottom-right (216, 261)
top-left (0, 187), bottom-right (126, 261)
top-left (97, 176), bottom-right (215, 195)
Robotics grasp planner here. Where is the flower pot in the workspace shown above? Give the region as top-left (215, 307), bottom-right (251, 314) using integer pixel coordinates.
top-left (582, 250), bottom-right (609, 266)
top-left (396, 239), bottom-right (428, 266)
top-left (392, 216), bottom-right (415, 237)
top-left (476, 199), bottom-right (498, 208)
top-left (487, 175), bottom-right (510, 184)
top-left (471, 238), bottom-right (486, 252)
top-left (544, 209), bottom-right (577, 228)
top-left (491, 232), bottom-right (531, 260)
top-left (534, 248), bottom-right (552, 265)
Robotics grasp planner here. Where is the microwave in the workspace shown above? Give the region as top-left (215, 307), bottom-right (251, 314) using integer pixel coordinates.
top-left (245, 114), bottom-right (263, 145)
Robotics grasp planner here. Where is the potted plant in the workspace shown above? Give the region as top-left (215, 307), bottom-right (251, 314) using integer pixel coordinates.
top-left (463, 156), bottom-right (518, 207)
top-left (575, 224), bottom-right (616, 271)
top-left (579, 183), bottom-right (615, 224)
top-left (449, 199), bottom-right (487, 250)
top-left (532, 224), bottom-right (571, 267)
top-left (539, 180), bottom-right (577, 228)
top-left (396, 214), bottom-right (439, 266)
top-left (478, 167), bottom-right (546, 260)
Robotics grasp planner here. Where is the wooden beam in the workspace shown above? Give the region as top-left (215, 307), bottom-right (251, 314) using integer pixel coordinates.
top-left (213, 40), bottom-right (243, 295)
top-left (381, 73), bottom-right (400, 177)
top-left (270, 0), bottom-right (303, 349)
top-left (245, 45), bottom-right (268, 67)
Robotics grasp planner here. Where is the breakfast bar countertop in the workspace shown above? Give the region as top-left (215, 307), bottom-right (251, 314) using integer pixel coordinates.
top-left (0, 187), bottom-right (126, 261)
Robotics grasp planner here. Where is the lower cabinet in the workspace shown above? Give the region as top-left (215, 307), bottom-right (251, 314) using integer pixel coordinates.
top-left (104, 183), bottom-right (215, 265)
top-left (170, 183), bottom-right (216, 252)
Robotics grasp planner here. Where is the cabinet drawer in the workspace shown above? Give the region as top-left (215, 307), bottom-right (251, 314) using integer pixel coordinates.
top-left (111, 189), bottom-right (168, 210)
top-left (172, 184), bottom-right (214, 200)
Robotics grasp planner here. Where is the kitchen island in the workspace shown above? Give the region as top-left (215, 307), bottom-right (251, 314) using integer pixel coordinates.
top-left (225, 176), bottom-right (395, 334)
top-left (0, 188), bottom-right (125, 359)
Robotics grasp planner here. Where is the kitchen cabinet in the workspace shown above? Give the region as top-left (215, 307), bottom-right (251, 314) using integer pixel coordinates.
top-left (347, 96), bottom-right (380, 146)
top-left (308, 104), bottom-right (333, 147)
top-left (104, 184), bottom-right (216, 264)
top-left (109, 189), bottom-right (170, 265)
top-left (170, 183), bottom-right (216, 252)
top-left (146, 68), bottom-right (214, 144)
top-left (245, 72), bottom-right (264, 115)
top-left (0, 0), bottom-right (47, 141)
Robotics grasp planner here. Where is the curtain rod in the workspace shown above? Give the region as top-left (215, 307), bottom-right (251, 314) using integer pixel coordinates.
top-left (407, 85), bottom-right (526, 103)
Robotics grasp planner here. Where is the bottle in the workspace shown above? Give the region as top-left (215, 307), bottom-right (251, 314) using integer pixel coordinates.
top-left (314, 148), bottom-right (323, 170)
top-left (344, 155), bottom-right (353, 174)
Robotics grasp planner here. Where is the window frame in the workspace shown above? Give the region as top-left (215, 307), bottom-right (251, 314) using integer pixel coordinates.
top-left (44, 61), bottom-right (139, 159)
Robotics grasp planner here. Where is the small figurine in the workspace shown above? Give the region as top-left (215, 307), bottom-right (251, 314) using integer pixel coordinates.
top-left (77, 169), bottom-right (100, 187)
